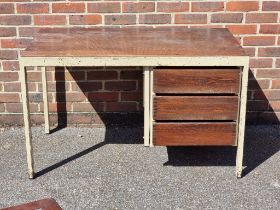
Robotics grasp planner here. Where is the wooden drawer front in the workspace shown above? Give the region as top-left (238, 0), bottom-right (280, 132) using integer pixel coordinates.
top-left (154, 68), bottom-right (240, 94)
top-left (153, 123), bottom-right (236, 146)
top-left (154, 96), bottom-right (238, 121)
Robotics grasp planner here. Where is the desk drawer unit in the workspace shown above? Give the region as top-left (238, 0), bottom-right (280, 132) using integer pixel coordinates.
top-left (152, 67), bottom-right (241, 146)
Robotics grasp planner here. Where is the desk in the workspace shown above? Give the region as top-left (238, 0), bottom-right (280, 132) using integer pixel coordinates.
top-left (19, 27), bottom-right (249, 179)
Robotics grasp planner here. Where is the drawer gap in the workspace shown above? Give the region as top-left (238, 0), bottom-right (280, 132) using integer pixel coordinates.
top-left (154, 120), bottom-right (236, 123)
top-left (155, 93), bottom-right (238, 96)
top-left (154, 66), bottom-right (241, 70)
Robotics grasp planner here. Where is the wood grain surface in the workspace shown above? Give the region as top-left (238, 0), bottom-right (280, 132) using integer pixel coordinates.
top-left (2, 198), bottom-right (62, 210)
top-left (21, 27), bottom-right (245, 57)
top-left (154, 68), bottom-right (241, 94)
top-left (153, 122), bottom-right (236, 146)
top-left (153, 96), bottom-right (239, 121)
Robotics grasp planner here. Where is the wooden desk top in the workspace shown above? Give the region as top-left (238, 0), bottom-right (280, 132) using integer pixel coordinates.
top-left (21, 27), bottom-right (245, 57)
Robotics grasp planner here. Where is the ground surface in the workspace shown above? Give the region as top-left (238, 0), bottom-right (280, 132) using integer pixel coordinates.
top-left (0, 125), bottom-right (279, 209)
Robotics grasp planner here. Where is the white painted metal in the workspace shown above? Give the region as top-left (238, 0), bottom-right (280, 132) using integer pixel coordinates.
top-left (20, 56), bottom-right (248, 67)
top-left (236, 60), bottom-right (250, 178)
top-left (19, 63), bottom-right (34, 179)
top-left (143, 67), bottom-right (150, 147)
top-left (149, 69), bottom-right (154, 147)
top-left (41, 66), bottom-right (50, 134)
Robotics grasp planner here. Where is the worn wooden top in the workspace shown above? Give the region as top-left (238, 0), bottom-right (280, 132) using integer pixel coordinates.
top-left (2, 198), bottom-right (62, 210)
top-left (21, 27), bottom-right (245, 57)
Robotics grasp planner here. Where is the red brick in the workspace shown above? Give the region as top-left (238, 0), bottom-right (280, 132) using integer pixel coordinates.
top-left (87, 71), bottom-right (118, 80)
top-left (263, 1), bottom-right (280, 11)
top-left (105, 15), bottom-right (136, 25)
top-left (120, 70), bottom-right (142, 80)
top-left (248, 79), bottom-right (270, 89)
top-left (254, 90), bottom-right (280, 100)
top-left (69, 15), bottom-right (102, 25)
top-left (3, 82), bottom-right (21, 92)
top-left (55, 92), bottom-right (87, 102)
top-left (71, 82), bottom-right (102, 92)
top-left (0, 3), bottom-right (14, 14)
top-left (44, 102), bottom-right (71, 113)
top-left (66, 114), bottom-right (92, 125)
top-left (211, 13), bottom-right (243, 23)
top-left (88, 92), bottom-right (119, 102)
top-left (0, 115), bottom-right (24, 126)
top-left (0, 27), bottom-right (16, 37)
top-left (0, 50), bottom-right (18, 60)
top-left (0, 103), bottom-right (4, 112)
top-left (258, 47), bottom-right (280, 57)
top-left (55, 71), bottom-right (85, 81)
top-left (0, 72), bottom-right (18, 81)
top-left (157, 2), bottom-right (189, 12)
top-left (1, 38), bottom-right (32, 48)
top-left (26, 72), bottom-right (41, 82)
top-left (268, 101), bottom-right (280, 111)
top-left (227, 1), bottom-right (258, 11)
top-left (2, 61), bottom-right (19, 71)
top-left (247, 100), bottom-right (268, 111)
top-left (17, 3), bottom-right (48, 13)
top-left (0, 93), bottom-right (20, 102)
top-left (123, 2), bottom-right (155, 13)
top-left (175, 14), bottom-right (207, 24)
top-left (88, 2), bottom-right (120, 13)
top-left (243, 36), bottom-right (275, 46)
top-left (246, 13), bottom-right (278, 23)
top-left (139, 14), bottom-right (171, 24)
top-left (52, 3), bottom-right (85, 13)
top-left (243, 47), bottom-right (256, 56)
top-left (72, 102), bottom-right (104, 112)
top-left (121, 92), bottom-right (142, 101)
top-left (192, 2), bottom-right (224, 12)
top-left (34, 15), bottom-right (66, 25)
top-left (276, 59), bottom-right (280, 67)
top-left (39, 82), bottom-right (70, 92)
top-left (249, 58), bottom-right (273, 68)
top-left (6, 103), bottom-right (38, 113)
top-left (105, 81), bottom-right (136, 91)
top-left (0, 15), bottom-right (31, 25)
top-left (227, 25), bottom-right (257, 34)
top-left (106, 102), bottom-right (137, 112)
top-left (271, 80), bottom-right (280, 89)
top-left (18, 27), bottom-right (45, 37)
top-left (260, 24), bottom-right (280, 34)
top-left (257, 69), bottom-right (280, 78)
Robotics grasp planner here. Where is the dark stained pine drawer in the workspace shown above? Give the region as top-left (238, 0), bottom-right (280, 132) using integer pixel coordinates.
top-left (154, 68), bottom-right (241, 94)
top-left (153, 122), bottom-right (236, 146)
top-left (153, 96), bottom-right (239, 121)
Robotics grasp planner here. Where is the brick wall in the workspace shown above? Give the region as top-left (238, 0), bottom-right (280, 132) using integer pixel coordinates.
top-left (0, 0), bottom-right (279, 126)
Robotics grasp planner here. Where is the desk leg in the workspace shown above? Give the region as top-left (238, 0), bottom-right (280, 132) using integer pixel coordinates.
top-left (236, 62), bottom-right (249, 178)
top-left (143, 67), bottom-right (150, 147)
top-left (41, 66), bottom-right (50, 134)
top-left (20, 64), bottom-right (34, 179)
top-left (149, 69), bottom-right (154, 147)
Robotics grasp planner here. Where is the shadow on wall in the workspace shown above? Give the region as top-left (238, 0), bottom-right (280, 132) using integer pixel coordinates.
top-left (35, 66), bottom-right (144, 178)
top-left (164, 69), bottom-right (280, 177)
top-left (35, 67), bottom-right (280, 178)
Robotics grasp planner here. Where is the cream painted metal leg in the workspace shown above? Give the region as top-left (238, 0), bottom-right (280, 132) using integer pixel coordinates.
top-left (20, 64), bottom-right (35, 179)
top-left (149, 69), bottom-right (154, 147)
top-left (41, 66), bottom-right (50, 134)
top-left (143, 67), bottom-right (150, 147)
top-left (236, 62), bottom-right (249, 178)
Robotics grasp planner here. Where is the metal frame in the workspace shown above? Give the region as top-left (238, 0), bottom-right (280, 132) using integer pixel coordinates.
top-left (19, 56), bottom-right (249, 179)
